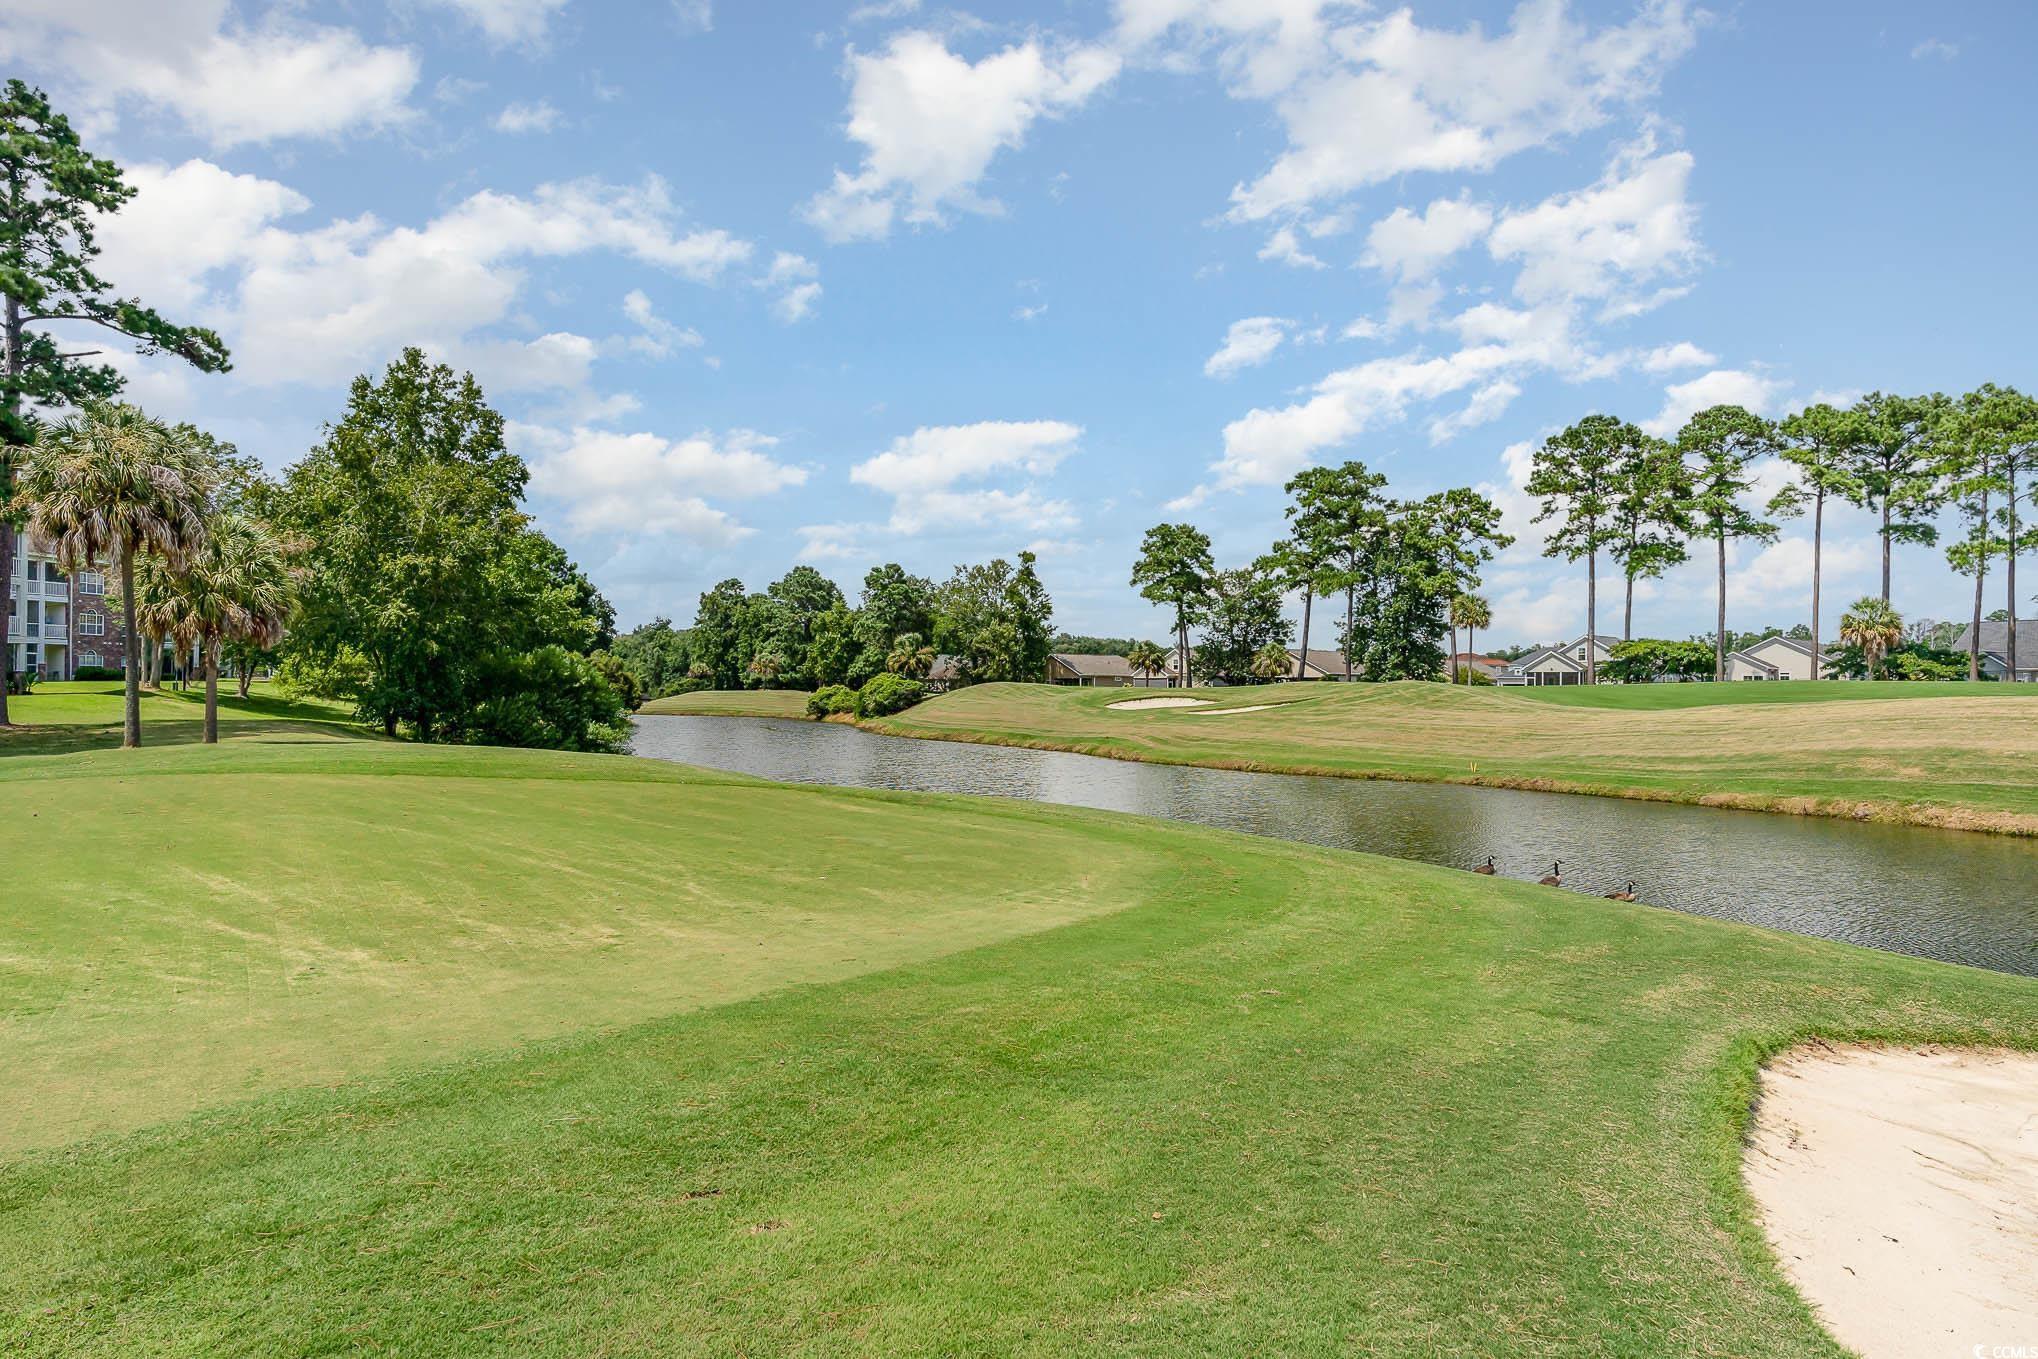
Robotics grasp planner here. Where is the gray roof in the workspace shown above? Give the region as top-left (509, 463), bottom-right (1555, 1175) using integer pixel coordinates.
top-left (1287, 647), bottom-right (1350, 676)
top-left (1050, 652), bottom-right (1156, 678)
top-left (1952, 620), bottom-right (2038, 661)
top-left (1741, 633), bottom-right (1815, 658)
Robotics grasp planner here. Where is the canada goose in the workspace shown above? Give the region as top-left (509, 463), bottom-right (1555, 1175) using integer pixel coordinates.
top-left (1538, 861), bottom-right (1562, 887)
top-left (1473, 855), bottom-right (1497, 875)
top-left (1605, 881), bottom-right (1638, 902)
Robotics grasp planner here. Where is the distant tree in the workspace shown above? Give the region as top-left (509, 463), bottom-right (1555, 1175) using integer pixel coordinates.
top-left (1677, 405), bottom-right (1779, 681)
top-left (610, 617), bottom-right (693, 698)
top-left (1348, 502), bottom-right (1454, 682)
top-left (1770, 403), bottom-right (1866, 681)
top-left (1131, 522), bottom-right (1215, 686)
top-left (15, 404), bottom-right (212, 746)
top-left (885, 630), bottom-right (935, 678)
top-left (1194, 558), bottom-right (1292, 683)
top-left (1419, 487), bottom-right (1513, 672)
top-left (1125, 639), bottom-right (1170, 685)
top-left (1846, 392), bottom-right (1950, 603)
top-left (1451, 593), bottom-right (1492, 680)
top-left (1049, 633), bottom-right (1143, 655)
top-left (1839, 596), bottom-right (1904, 680)
top-left (688, 580), bottom-right (749, 688)
top-left (1287, 461), bottom-right (1390, 679)
top-left (1970, 386), bottom-right (2038, 681)
top-left (745, 649), bottom-right (787, 688)
top-left (0, 80), bottom-right (231, 722)
top-left (1249, 641), bottom-right (1291, 680)
top-left (1526, 416), bottom-right (1628, 684)
top-left (805, 605), bottom-right (861, 689)
top-left (1262, 537), bottom-right (1316, 679)
top-left (1934, 388), bottom-right (2015, 679)
top-left (935, 552), bottom-right (1053, 684)
top-left (855, 563), bottom-right (936, 677)
top-left (1606, 434), bottom-right (1692, 640)
top-left (132, 511), bottom-right (296, 742)
top-left (1604, 638), bottom-right (1715, 684)
top-left (1007, 550), bottom-right (1054, 682)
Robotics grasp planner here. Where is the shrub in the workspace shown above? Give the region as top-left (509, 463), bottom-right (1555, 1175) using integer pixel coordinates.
top-left (457, 646), bottom-right (631, 752)
top-left (588, 650), bottom-right (643, 711)
top-left (855, 672), bottom-right (925, 717)
top-left (807, 683), bottom-right (859, 718)
top-left (654, 676), bottom-right (712, 698)
top-left (5, 669), bottom-right (36, 696)
top-left (1451, 666), bottom-right (1496, 685)
top-left (72, 664), bottom-right (123, 681)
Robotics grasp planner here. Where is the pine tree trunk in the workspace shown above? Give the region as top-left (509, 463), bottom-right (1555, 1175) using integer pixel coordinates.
top-left (1623, 572), bottom-right (1634, 642)
top-left (1344, 586), bottom-right (1354, 680)
top-left (119, 548), bottom-right (142, 748)
top-left (1585, 550), bottom-right (1597, 686)
top-left (0, 292), bottom-right (22, 728)
top-left (1969, 480), bottom-right (1989, 681)
top-left (1810, 492), bottom-right (1824, 682)
top-left (203, 644), bottom-right (219, 744)
top-left (2010, 468), bottom-right (2021, 682)
top-left (1297, 587), bottom-right (1312, 680)
top-left (1449, 619), bottom-right (1459, 683)
top-left (1715, 531), bottom-right (1727, 683)
top-left (1880, 499), bottom-right (1892, 604)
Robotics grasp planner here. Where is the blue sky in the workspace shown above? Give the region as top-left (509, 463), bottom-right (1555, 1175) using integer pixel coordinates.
top-left (6, 0), bottom-right (2034, 644)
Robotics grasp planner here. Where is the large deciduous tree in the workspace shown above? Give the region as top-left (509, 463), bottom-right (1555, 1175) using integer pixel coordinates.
top-left (1526, 416), bottom-right (1627, 685)
top-left (1769, 403), bottom-right (1865, 681)
top-left (1846, 391), bottom-right (1949, 604)
top-left (935, 551), bottom-right (1054, 684)
top-left (1193, 557), bottom-right (1292, 684)
top-left (14, 403), bottom-right (212, 746)
top-left (1131, 522), bottom-right (1215, 686)
top-left (1676, 405), bottom-right (1779, 681)
top-left (0, 80), bottom-right (229, 722)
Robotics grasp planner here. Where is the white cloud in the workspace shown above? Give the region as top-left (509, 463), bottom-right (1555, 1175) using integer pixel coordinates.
top-left (1204, 316), bottom-right (1290, 377)
top-left (1164, 0), bottom-right (1701, 222)
top-left (1487, 143), bottom-right (1701, 315)
top-left (427, 0), bottom-right (573, 46)
top-left (1426, 379), bottom-right (1521, 443)
top-left (849, 0), bottom-right (923, 21)
top-left (620, 290), bottom-right (704, 358)
top-left (775, 282), bottom-right (823, 324)
top-left (803, 31), bottom-right (1120, 241)
top-left (671, 1), bottom-right (714, 34)
top-left (0, 3), bottom-right (419, 147)
top-left (1639, 340), bottom-right (1715, 373)
top-left (850, 419), bottom-right (1081, 533)
top-left (1641, 368), bottom-right (1789, 437)
top-left (493, 99), bottom-right (562, 133)
top-left (1014, 302), bottom-right (1049, 321)
top-left (524, 425), bottom-right (803, 542)
top-left (1257, 225), bottom-right (1328, 269)
top-left (94, 163), bottom-right (760, 388)
top-left (1361, 194), bottom-right (1493, 280)
top-left (1910, 38), bottom-right (1958, 61)
top-left (762, 252), bottom-right (823, 322)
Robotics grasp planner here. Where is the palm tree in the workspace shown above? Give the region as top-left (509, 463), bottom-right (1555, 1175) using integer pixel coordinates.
top-left (1248, 641), bottom-right (1291, 680)
top-left (885, 631), bottom-right (935, 678)
top-left (1125, 639), bottom-right (1170, 688)
top-left (1450, 593), bottom-right (1491, 682)
top-left (13, 404), bottom-right (211, 747)
top-left (133, 512), bottom-right (296, 742)
top-left (1839, 596), bottom-right (1904, 681)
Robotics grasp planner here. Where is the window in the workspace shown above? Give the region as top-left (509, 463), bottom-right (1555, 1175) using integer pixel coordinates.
top-left (79, 612), bottom-right (104, 637)
top-left (78, 571), bottom-right (104, 595)
top-left (81, 651), bottom-right (102, 668)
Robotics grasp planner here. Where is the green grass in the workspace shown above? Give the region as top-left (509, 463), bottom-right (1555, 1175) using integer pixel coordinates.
top-left (639, 687), bottom-right (813, 718)
top-left (2, 719), bottom-right (2036, 1354)
top-left (1, 679), bottom-right (364, 756)
top-left (865, 680), bottom-right (2038, 834)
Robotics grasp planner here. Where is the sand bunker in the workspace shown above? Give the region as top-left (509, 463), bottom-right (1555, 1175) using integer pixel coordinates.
top-left (1181, 703), bottom-right (1284, 715)
top-left (1107, 696), bottom-right (1212, 710)
top-left (1745, 1043), bottom-right (2038, 1359)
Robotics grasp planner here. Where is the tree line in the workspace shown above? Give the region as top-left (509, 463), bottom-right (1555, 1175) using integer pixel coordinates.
top-left (1131, 469), bottom-right (1512, 685)
top-left (1525, 390), bottom-right (2038, 684)
top-left (611, 552), bottom-right (1053, 699)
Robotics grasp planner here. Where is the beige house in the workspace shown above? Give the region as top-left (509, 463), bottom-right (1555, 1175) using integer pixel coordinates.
top-left (1723, 634), bottom-right (1827, 681)
top-left (1496, 634), bottom-right (1620, 686)
top-left (1285, 647), bottom-right (1354, 680)
top-left (1046, 652), bottom-right (1174, 688)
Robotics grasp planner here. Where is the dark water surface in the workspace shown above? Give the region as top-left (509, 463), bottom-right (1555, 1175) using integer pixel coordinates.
top-left (630, 715), bottom-right (2038, 977)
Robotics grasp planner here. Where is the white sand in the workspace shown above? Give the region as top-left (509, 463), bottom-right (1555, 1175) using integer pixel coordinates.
top-left (1106, 696), bottom-right (1212, 710)
top-left (1181, 703), bottom-right (1284, 715)
top-left (1745, 1043), bottom-right (2038, 1359)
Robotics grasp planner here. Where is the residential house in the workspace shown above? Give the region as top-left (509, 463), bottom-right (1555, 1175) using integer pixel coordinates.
top-left (1285, 647), bottom-right (1355, 680)
top-left (5, 527), bottom-right (134, 681)
top-left (1722, 633), bottom-right (1830, 682)
top-left (1046, 652), bottom-right (1174, 688)
top-left (924, 654), bottom-right (963, 693)
top-left (1949, 619), bottom-right (2038, 683)
top-left (1448, 652), bottom-right (1506, 681)
top-left (1496, 634), bottom-right (1621, 686)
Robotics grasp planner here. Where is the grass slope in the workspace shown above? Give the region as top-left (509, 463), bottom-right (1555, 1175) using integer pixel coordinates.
top-left (1, 680), bottom-right (363, 757)
top-left (639, 687), bottom-right (813, 719)
top-left (2, 727), bottom-right (2036, 1354)
top-left (867, 681), bottom-right (2038, 834)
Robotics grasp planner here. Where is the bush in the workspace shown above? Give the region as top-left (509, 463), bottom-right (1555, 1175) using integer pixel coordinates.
top-left (855, 672), bottom-right (925, 717)
top-left (588, 649), bottom-right (643, 711)
top-left (807, 683), bottom-right (859, 718)
top-left (458, 646), bottom-right (632, 752)
top-left (1451, 666), bottom-right (1496, 685)
top-left (72, 665), bottom-right (123, 681)
top-left (653, 676), bottom-right (712, 699)
top-left (5, 669), bottom-right (36, 696)
top-left (275, 646), bottom-right (373, 701)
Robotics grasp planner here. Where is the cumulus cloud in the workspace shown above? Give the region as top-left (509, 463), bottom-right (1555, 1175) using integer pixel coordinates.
top-left (1361, 194), bottom-right (1494, 281)
top-left (1204, 316), bottom-right (1290, 378)
top-left (1487, 141), bottom-right (1701, 315)
top-left (523, 425), bottom-right (804, 542)
top-left (762, 252), bottom-right (822, 322)
top-left (1910, 37), bottom-right (1958, 61)
top-left (619, 289), bottom-right (704, 358)
top-left (0, 3), bottom-right (419, 147)
top-left (1257, 225), bottom-right (1328, 269)
top-left (426, 0), bottom-right (573, 46)
top-left (1641, 368), bottom-right (1788, 437)
top-left (1639, 340), bottom-right (1715, 373)
top-left (93, 162), bottom-right (759, 388)
top-left (803, 31), bottom-right (1120, 240)
top-left (850, 419), bottom-right (1081, 533)
top-left (493, 99), bottom-right (562, 133)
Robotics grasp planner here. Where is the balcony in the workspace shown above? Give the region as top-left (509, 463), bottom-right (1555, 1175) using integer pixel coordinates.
top-left (42, 625), bottom-right (68, 643)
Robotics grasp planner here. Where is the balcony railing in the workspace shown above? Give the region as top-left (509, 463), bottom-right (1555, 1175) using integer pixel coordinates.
top-left (41, 626), bottom-right (68, 643)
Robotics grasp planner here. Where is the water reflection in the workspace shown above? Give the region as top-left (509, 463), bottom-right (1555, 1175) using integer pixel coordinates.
top-left (631, 715), bottom-right (2038, 977)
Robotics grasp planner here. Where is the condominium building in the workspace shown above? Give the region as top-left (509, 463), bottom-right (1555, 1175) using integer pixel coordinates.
top-left (4, 527), bottom-right (125, 680)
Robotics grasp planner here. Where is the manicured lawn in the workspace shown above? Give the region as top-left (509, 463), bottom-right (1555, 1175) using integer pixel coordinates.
top-left (639, 687), bottom-right (812, 719)
top-left (867, 680), bottom-right (2038, 834)
top-left (2, 723), bottom-right (2036, 1355)
top-left (2, 680), bottom-right (363, 756)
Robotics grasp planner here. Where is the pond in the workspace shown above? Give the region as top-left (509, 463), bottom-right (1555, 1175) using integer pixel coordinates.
top-left (630, 715), bottom-right (2038, 978)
